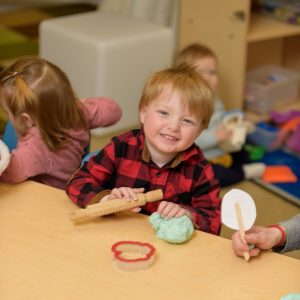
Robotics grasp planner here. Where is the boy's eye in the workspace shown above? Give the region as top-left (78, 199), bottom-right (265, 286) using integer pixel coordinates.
top-left (158, 110), bottom-right (168, 116)
top-left (182, 118), bottom-right (194, 125)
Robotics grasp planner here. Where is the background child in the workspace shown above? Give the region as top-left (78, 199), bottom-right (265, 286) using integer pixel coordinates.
top-left (174, 44), bottom-right (266, 187)
top-left (67, 64), bottom-right (222, 235)
top-left (232, 214), bottom-right (300, 258)
top-left (0, 57), bottom-right (122, 189)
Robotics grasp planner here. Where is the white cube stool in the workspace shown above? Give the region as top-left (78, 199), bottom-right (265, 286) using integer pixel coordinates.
top-left (39, 11), bottom-right (174, 136)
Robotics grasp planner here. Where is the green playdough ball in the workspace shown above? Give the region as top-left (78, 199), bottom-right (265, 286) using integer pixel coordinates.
top-left (149, 212), bottom-right (194, 243)
top-left (281, 294), bottom-right (300, 300)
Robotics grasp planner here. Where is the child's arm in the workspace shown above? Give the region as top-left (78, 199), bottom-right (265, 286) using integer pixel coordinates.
top-left (232, 214), bottom-right (300, 257)
top-left (195, 123), bottom-right (219, 150)
top-left (195, 97), bottom-right (225, 151)
top-left (186, 162), bottom-right (221, 235)
top-left (0, 129), bottom-right (50, 183)
top-left (66, 140), bottom-right (118, 207)
top-left (80, 97), bottom-right (122, 129)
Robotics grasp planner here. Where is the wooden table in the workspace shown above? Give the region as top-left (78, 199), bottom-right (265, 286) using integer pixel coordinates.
top-left (1, 181), bottom-right (299, 300)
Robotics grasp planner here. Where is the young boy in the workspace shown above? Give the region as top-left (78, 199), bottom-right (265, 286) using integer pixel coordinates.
top-left (66, 64), bottom-right (221, 235)
top-left (174, 43), bottom-right (266, 187)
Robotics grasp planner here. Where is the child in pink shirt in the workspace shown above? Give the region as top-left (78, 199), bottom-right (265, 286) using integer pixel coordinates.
top-left (0, 57), bottom-right (122, 189)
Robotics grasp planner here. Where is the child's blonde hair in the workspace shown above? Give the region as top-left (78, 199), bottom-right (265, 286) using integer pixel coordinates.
top-left (139, 64), bottom-right (214, 129)
top-left (0, 57), bottom-right (87, 150)
top-left (174, 43), bottom-right (217, 67)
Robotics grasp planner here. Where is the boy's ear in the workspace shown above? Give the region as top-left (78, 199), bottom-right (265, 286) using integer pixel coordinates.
top-left (21, 113), bottom-right (34, 128)
top-left (139, 107), bottom-right (146, 124)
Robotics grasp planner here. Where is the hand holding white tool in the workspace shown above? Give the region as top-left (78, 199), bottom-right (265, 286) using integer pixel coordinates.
top-left (221, 189), bottom-right (256, 261)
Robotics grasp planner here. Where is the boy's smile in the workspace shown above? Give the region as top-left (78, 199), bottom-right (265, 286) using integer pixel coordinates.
top-left (140, 84), bottom-right (203, 167)
top-left (160, 133), bottom-right (179, 142)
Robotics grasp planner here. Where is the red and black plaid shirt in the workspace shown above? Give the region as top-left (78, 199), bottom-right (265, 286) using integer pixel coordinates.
top-left (67, 129), bottom-right (221, 235)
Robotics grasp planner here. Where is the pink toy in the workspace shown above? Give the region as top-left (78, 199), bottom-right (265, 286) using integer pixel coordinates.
top-left (286, 125), bottom-right (300, 153)
top-left (274, 115), bottom-right (300, 152)
top-left (271, 110), bottom-right (300, 125)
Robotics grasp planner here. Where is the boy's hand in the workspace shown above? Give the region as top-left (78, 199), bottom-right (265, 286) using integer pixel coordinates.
top-left (101, 187), bottom-right (145, 212)
top-left (109, 187), bottom-right (145, 201)
top-left (231, 225), bottom-right (283, 258)
top-left (157, 201), bottom-right (192, 220)
top-left (216, 127), bottom-right (233, 144)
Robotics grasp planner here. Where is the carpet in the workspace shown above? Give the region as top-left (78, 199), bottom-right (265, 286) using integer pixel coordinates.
top-left (253, 149), bottom-right (300, 207)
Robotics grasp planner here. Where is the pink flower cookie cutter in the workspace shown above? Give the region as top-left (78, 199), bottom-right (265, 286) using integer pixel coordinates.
top-left (111, 241), bottom-right (156, 272)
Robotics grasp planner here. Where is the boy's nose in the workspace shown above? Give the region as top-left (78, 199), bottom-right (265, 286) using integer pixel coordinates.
top-left (168, 118), bottom-right (180, 131)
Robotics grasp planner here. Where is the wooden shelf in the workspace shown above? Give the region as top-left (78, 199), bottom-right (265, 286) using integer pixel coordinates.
top-left (248, 14), bottom-right (300, 43)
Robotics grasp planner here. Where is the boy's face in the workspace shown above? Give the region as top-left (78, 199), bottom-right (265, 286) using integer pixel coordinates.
top-left (194, 56), bottom-right (219, 93)
top-left (140, 85), bottom-right (203, 164)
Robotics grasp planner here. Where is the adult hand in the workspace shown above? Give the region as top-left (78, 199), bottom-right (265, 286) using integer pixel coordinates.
top-left (231, 225), bottom-right (284, 258)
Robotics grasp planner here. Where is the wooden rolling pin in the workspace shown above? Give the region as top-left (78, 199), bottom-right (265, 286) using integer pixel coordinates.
top-left (70, 189), bottom-right (163, 222)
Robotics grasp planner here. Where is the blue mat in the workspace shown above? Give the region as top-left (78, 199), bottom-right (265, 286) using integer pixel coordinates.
top-left (253, 149), bottom-right (300, 206)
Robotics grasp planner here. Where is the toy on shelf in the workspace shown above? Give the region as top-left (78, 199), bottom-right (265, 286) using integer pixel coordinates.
top-left (245, 65), bottom-right (300, 113)
top-left (262, 165), bottom-right (297, 183)
top-left (219, 110), bottom-right (255, 153)
top-left (209, 153), bottom-right (233, 168)
top-left (0, 140), bottom-right (10, 175)
top-left (271, 110), bottom-right (300, 124)
top-left (244, 144), bottom-right (266, 161)
top-left (255, 0), bottom-right (300, 26)
top-left (111, 241), bottom-right (156, 272)
top-left (271, 110), bottom-right (300, 153)
top-left (247, 121), bottom-right (279, 152)
top-left (70, 189), bottom-right (163, 223)
top-left (221, 189), bottom-right (257, 262)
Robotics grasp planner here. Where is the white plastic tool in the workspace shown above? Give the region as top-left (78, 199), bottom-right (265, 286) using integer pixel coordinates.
top-left (221, 189), bottom-right (257, 261)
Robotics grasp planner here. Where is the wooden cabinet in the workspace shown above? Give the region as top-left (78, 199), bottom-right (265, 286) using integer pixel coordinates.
top-left (179, 0), bottom-right (300, 115)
